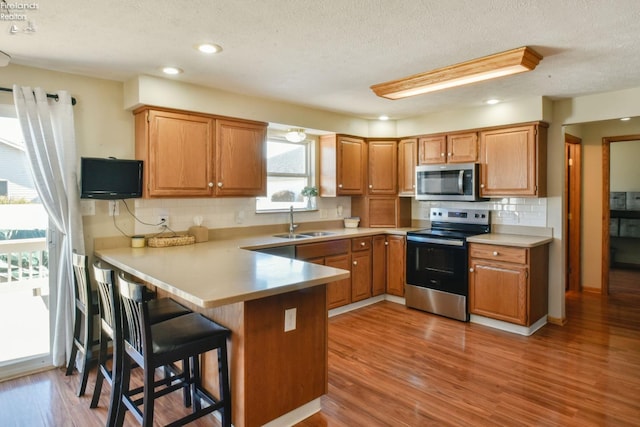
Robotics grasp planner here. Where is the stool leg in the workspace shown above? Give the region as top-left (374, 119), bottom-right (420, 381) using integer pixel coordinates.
top-left (142, 363), bottom-right (155, 427)
top-left (106, 336), bottom-right (122, 427)
top-left (89, 329), bottom-right (108, 408)
top-left (218, 342), bottom-right (231, 427)
top-left (115, 355), bottom-right (131, 427)
top-left (182, 358), bottom-right (192, 408)
top-left (77, 309), bottom-right (93, 396)
top-left (191, 355), bottom-right (200, 412)
top-left (65, 307), bottom-right (81, 376)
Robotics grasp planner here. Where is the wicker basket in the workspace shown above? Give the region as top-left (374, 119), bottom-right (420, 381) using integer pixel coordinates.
top-left (147, 235), bottom-right (196, 248)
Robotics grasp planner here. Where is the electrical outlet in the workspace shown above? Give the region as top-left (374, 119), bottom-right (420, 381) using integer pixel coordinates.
top-left (157, 215), bottom-right (169, 229)
top-left (284, 308), bottom-right (296, 332)
top-left (108, 200), bottom-right (119, 216)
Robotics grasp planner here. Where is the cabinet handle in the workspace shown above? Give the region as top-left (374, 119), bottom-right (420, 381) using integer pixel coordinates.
top-left (448, 152), bottom-right (452, 156)
top-left (469, 268), bottom-right (474, 272)
top-left (217, 182), bottom-right (223, 188)
top-left (480, 183), bottom-right (485, 188)
top-left (440, 153), bottom-right (445, 157)
top-left (208, 182), bottom-right (214, 188)
top-left (353, 261), bottom-right (358, 266)
top-left (338, 184), bottom-right (343, 188)
top-left (369, 184), bottom-right (373, 189)
top-left (412, 184), bottom-right (415, 188)
top-left (493, 251), bottom-right (499, 256)
top-left (360, 242), bottom-right (365, 247)
top-left (385, 241), bottom-right (389, 246)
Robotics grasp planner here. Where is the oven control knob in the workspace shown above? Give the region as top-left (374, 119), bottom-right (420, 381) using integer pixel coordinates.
top-left (493, 251), bottom-right (499, 256)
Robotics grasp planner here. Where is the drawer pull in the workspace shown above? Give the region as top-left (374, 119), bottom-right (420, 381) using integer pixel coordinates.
top-left (360, 242), bottom-right (366, 247)
top-left (353, 261), bottom-right (358, 266)
top-left (493, 251), bottom-right (499, 256)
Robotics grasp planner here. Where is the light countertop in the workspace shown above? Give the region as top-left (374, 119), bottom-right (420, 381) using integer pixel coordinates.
top-left (466, 233), bottom-right (553, 247)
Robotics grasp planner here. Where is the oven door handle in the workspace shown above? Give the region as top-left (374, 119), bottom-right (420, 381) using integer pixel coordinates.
top-left (407, 236), bottom-right (465, 247)
top-left (458, 170), bottom-right (464, 194)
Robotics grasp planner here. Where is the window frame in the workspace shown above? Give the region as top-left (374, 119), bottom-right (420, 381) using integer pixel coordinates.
top-left (256, 135), bottom-right (316, 213)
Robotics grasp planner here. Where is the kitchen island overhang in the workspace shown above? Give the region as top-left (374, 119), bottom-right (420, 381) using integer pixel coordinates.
top-left (95, 240), bottom-right (350, 427)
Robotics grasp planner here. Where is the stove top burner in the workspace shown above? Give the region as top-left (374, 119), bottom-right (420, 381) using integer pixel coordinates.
top-left (407, 207), bottom-right (491, 241)
top-left (407, 228), bottom-right (482, 240)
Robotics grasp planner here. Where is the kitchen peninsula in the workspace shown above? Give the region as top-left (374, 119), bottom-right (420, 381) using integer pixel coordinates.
top-left (95, 237), bottom-right (350, 427)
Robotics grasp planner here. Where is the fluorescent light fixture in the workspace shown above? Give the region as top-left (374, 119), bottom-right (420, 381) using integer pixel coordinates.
top-left (197, 43), bottom-right (223, 54)
top-left (285, 128), bottom-right (306, 142)
top-left (371, 46), bottom-right (543, 100)
top-left (162, 66), bottom-right (183, 75)
top-left (620, 117), bottom-right (631, 121)
top-left (485, 98), bottom-right (501, 105)
top-left (378, 115), bottom-right (389, 121)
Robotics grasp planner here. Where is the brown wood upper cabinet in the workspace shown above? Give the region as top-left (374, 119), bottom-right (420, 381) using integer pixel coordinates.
top-left (398, 138), bottom-right (417, 196)
top-left (478, 122), bottom-right (547, 197)
top-left (319, 134), bottom-right (367, 196)
top-left (366, 139), bottom-right (397, 195)
top-left (419, 132), bottom-right (478, 165)
top-left (134, 107), bottom-right (267, 198)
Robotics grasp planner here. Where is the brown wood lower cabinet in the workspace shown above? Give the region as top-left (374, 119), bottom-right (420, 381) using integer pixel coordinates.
top-left (372, 235), bottom-right (387, 296)
top-left (351, 237), bottom-right (372, 302)
top-left (468, 243), bottom-right (548, 326)
top-left (386, 235), bottom-right (406, 297)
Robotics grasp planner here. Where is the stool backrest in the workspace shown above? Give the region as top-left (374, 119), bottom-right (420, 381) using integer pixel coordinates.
top-left (92, 261), bottom-right (120, 338)
top-left (72, 251), bottom-right (91, 311)
top-left (117, 273), bottom-right (151, 365)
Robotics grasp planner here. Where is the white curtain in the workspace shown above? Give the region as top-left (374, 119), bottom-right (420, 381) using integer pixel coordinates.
top-left (13, 85), bottom-right (84, 367)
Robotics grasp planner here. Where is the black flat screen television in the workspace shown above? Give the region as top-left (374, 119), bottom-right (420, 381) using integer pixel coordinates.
top-left (80, 157), bottom-right (143, 200)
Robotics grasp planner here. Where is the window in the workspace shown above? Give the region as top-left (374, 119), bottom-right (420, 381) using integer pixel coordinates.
top-left (256, 137), bottom-right (315, 212)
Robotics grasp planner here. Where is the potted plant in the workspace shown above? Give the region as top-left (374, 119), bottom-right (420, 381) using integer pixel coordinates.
top-left (301, 186), bottom-right (318, 209)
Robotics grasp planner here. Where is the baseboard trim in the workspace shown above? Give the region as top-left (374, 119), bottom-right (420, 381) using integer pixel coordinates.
top-left (547, 315), bottom-right (567, 326)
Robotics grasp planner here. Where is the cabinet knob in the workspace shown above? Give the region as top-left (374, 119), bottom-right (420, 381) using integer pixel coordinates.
top-left (217, 182), bottom-right (223, 188)
top-left (412, 184), bottom-right (415, 188)
top-left (448, 152), bottom-right (452, 156)
top-left (493, 251), bottom-right (499, 256)
top-left (353, 261), bottom-right (358, 266)
top-left (338, 184), bottom-right (343, 188)
top-left (469, 268), bottom-right (474, 272)
top-left (385, 241), bottom-right (389, 246)
top-left (208, 182), bottom-right (214, 188)
top-left (480, 184), bottom-right (485, 188)
top-left (440, 153), bottom-right (445, 157)
top-left (369, 184), bottom-right (373, 189)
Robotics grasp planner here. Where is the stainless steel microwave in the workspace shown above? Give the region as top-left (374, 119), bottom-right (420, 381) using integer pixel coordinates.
top-left (415, 163), bottom-right (485, 201)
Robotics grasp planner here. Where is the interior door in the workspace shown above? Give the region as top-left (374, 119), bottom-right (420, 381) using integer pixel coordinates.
top-left (564, 133), bottom-right (582, 291)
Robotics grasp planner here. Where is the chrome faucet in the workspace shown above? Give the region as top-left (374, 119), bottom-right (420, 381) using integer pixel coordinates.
top-left (289, 205), bottom-right (298, 235)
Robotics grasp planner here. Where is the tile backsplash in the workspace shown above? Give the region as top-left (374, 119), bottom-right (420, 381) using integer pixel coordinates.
top-left (132, 197), bottom-right (352, 235)
top-left (412, 198), bottom-right (547, 227)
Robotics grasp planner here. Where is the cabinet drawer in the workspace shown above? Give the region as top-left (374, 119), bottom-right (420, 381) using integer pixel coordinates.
top-left (469, 243), bottom-right (528, 264)
top-left (296, 239), bottom-right (350, 260)
top-left (351, 237), bottom-right (372, 252)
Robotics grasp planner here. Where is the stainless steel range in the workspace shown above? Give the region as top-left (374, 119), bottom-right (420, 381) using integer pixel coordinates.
top-left (405, 207), bottom-right (490, 321)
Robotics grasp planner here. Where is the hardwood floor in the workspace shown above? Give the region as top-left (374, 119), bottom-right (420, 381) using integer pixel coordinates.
top-left (1, 288), bottom-right (638, 426)
top-left (610, 268), bottom-right (640, 294)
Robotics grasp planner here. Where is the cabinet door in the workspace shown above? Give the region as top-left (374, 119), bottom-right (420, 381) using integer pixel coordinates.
top-left (479, 125), bottom-right (538, 197)
top-left (215, 119), bottom-right (266, 197)
top-left (447, 132), bottom-right (478, 163)
top-left (337, 136), bottom-right (366, 195)
top-left (145, 110), bottom-right (214, 197)
top-left (418, 135), bottom-right (446, 164)
top-left (469, 259), bottom-right (528, 325)
top-left (386, 235), bottom-right (406, 296)
top-left (398, 138), bottom-right (417, 196)
top-left (351, 250), bottom-right (372, 302)
top-left (371, 235), bottom-right (387, 296)
top-left (368, 140), bottom-right (397, 194)
top-left (325, 254), bottom-right (352, 309)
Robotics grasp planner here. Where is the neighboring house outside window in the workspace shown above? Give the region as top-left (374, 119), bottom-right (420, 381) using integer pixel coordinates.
top-left (256, 136), bottom-right (315, 212)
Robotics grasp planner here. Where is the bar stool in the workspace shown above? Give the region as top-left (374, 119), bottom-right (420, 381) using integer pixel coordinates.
top-left (116, 273), bottom-right (231, 427)
top-left (89, 262), bottom-right (192, 426)
top-left (66, 251), bottom-right (99, 396)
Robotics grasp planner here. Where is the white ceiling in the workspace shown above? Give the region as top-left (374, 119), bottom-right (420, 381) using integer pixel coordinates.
top-left (4, 0), bottom-right (640, 119)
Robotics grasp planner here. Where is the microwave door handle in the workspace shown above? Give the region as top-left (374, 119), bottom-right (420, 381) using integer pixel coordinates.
top-left (458, 170), bottom-right (464, 194)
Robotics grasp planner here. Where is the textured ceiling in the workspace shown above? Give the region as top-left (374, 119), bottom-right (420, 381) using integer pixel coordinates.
top-left (4, 0), bottom-right (640, 119)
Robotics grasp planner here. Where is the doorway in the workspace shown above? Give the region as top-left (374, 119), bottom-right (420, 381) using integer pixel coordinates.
top-left (603, 136), bottom-right (640, 295)
top-left (0, 108), bottom-right (51, 380)
top-left (564, 133), bottom-right (582, 292)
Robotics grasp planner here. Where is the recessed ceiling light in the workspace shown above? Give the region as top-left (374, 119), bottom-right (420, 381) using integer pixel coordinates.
top-left (620, 117), bottom-right (631, 121)
top-left (162, 66), bottom-right (183, 75)
top-left (378, 115), bottom-right (389, 121)
top-left (197, 43), bottom-right (223, 54)
top-left (485, 98), bottom-right (501, 105)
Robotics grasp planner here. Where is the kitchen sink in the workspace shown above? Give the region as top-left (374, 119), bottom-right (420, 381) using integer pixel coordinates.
top-left (298, 231), bottom-right (337, 237)
top-left (272, 233), bottom-right (311, 239)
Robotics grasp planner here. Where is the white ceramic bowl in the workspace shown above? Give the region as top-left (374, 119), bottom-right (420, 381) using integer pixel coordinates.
top-left (344, 217), bottom-right (360, 228)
